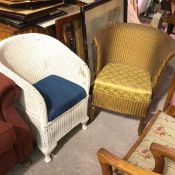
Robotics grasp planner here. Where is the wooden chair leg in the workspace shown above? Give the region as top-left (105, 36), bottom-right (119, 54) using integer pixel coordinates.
top-left (138, 117), bottom-right (145, 136)
top-left (88, 105), bottom-right (100, 122)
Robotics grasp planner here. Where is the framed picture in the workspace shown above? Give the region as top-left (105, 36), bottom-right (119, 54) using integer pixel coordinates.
top-left (81, 0), bottom-right (127, 83)
top-left (55, 12), bottom-right (85, 59)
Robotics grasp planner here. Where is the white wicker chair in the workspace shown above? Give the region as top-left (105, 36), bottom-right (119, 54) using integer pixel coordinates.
top-left (0, 33), bottom-right (90, 163)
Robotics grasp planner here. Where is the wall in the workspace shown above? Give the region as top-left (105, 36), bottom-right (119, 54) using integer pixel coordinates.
top-left (138, 0), bottom-right (149, 13)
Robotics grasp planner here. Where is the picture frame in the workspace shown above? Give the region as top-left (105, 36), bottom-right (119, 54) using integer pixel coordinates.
top-left (55, 12), bottom-right (85, 59)
top-left (81, 0), bottom-right (127, 83)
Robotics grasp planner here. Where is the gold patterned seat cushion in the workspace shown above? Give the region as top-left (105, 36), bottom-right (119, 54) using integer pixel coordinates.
top-left (94, 63), bottom-right (152, 102)
top-left (127, 112), bottom-right (175, 175)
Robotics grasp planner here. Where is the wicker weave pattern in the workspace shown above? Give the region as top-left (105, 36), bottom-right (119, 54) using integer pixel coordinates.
top-left (94, 23), bottom-right (175, 88)
top-left (93, 23), bottom-right (175, 118)
top-left (0, 33), bottom-right (90, 162)
top-left (94, 63), bottom-right (152, 102)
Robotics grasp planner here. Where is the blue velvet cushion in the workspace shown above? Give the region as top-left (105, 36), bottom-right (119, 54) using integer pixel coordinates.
top-left (33, 75), bottom-right (86, 122)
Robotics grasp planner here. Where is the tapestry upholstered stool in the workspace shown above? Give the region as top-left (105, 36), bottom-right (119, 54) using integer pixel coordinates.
top-left (97, 75), bottom-right (175, 175)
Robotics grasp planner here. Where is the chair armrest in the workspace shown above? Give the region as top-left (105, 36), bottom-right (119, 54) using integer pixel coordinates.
top-left (18, 86), bottom-right (48, 126)
top-left (47, 44), bottom-right (90, 95)
top-left (0, 121), bottom-right (16, 154)
top-left (97, 148), bottom-right (160, 175)
top-left (151, 142), bottom-right (175, 174)
top-left (0, 64), bottom-right (48, 126)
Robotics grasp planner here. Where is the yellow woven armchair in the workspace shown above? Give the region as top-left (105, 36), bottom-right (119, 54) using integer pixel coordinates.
top-left (92, 23), bottom-right (175, 134)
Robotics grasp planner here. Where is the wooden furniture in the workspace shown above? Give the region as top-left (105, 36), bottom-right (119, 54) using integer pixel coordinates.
top-left (0, 22), bottom-right (56, 41)
top-left (91, 23), bottom-right (175, 135)
top-left (55, 10), bottom-right (85, 59)
top-left (0, 4), bottom-right (85, 58)
top-left (97, 75), bottom-right (175, 175)
top-left (164, 74), bottom-right (175, 114)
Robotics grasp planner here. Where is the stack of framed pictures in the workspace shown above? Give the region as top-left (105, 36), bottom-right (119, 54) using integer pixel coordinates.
top-left (0, 0), bottom-right (66, 28)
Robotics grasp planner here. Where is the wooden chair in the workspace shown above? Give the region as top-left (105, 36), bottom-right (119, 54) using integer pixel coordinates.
top-left (97, 75), bottom-right (175, 175)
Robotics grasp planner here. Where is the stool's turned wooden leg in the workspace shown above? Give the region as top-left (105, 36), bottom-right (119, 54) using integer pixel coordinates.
top-left (138, 118), bottom-right (145, 136)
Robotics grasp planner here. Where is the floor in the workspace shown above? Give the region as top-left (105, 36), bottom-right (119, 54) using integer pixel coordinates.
top-left (7, 15), bottom-right (175, 175)
top-left (8, 59), bottom-right (175, 175)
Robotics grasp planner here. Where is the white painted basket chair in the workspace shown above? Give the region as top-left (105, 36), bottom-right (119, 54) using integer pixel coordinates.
top-left (0, 33), bottom-right (90, 163)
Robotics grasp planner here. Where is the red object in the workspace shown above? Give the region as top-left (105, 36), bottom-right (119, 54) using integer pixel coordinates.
top-left (0, 73), bottom-right (33, 174)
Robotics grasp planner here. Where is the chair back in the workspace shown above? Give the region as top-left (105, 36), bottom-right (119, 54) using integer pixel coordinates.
top-left (0, 33), bottom-right (64, 84)
top-left (94, 23), bottom-right (175, 88)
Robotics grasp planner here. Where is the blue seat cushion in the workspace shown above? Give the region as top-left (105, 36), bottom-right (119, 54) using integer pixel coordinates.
top-left (33, 75), bottom-right (86, 122)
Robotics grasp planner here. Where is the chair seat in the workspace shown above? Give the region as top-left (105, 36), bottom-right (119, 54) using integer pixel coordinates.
top-left (127, 112), bottom-right (175, 174)
top-left (92, 63), bottom-right (152, 117)
top-left (34, 75), bottom-right (86, 122)
top-left (94, 63), bottom-right (152, 102)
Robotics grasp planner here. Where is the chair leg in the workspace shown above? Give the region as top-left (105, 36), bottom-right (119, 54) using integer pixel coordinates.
top-left (82, 123), bottom-right (88, 130)
top-left (88, 105), bottom-right (100, 122)
top-left (44, 154), bottom-right (51, 163)
top-left (88, 105), bottom-right (96, 120)
top-left (138, 118), bottom-right (145, 136)
top-left (81, 116), bottom-right (89, 130)
top-left (38, 143), bottom-right (57, 163)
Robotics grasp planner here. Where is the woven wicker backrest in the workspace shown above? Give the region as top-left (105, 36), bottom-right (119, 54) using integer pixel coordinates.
top-left (0, 34), bottom-right (62, 84)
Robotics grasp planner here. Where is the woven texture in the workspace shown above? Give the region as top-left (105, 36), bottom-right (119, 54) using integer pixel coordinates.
top-left (127, 112), bottom-right (175, 175)
top-left (0, 33), bottom-right (90, 162)
top-left (93, 23), bottom-right (175, 118)
top-left (93, 63), bottom-right (152, 117)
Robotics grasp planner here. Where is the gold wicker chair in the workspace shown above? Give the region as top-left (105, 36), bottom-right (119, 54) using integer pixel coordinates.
top-left (92, 23), bottom-right (175, 134)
